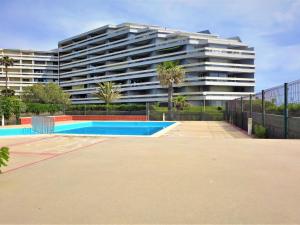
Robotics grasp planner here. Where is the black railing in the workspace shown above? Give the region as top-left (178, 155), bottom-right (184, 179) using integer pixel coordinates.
top-left (225, 79), bottom-right (300, 139)
top-left (149, 111), bottom-right (224, 121)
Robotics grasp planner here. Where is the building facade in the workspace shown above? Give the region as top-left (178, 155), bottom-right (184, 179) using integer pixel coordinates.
top-left (0, 48), bottom-right (58, 95)
top-left (1, 23), bottom-right (255, 106)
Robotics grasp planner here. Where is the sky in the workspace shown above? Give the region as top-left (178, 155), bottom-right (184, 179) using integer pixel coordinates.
top-left (0, 0), bottom-right (299, 91)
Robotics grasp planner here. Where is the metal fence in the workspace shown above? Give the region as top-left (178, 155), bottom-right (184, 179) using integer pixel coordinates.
top-left (225, 79), bottom-right (300, 138)
top-left (32, 116), bottom-right (55, 134)
top-left (149, 111), bottom-right (224, 121)
top-left (65, 110), bottom-right (224, 121)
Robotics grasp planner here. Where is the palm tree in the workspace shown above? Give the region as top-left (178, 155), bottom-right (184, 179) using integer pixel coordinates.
top-left (157, 61), bottom-right (185, 113)
top-left (173, 95), bottom-right (189, 111)
top-left (95, 81), bottom-right (121, 113)
top-left (0, 56), bottom-right (15, 96)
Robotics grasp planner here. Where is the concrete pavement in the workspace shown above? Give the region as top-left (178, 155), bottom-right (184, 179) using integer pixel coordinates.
top-left (0, 121), bottom-right (300, 224)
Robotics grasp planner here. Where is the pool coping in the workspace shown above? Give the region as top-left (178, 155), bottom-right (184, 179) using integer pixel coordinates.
top-left (0, 121), bottom-right (180, 138)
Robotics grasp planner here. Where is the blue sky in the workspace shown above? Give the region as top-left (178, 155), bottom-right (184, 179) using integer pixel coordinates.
top-left (1, 0), bottom-right (299, 91)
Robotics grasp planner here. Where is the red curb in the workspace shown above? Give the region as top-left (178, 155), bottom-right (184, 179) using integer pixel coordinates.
top-left (20, 115), bottom-right (148, 125)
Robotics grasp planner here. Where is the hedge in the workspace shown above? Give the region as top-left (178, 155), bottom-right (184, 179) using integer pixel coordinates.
top-left (66, 104), bottom-right (146, 111)
top-left (25, 103), bottom-right (63, 115)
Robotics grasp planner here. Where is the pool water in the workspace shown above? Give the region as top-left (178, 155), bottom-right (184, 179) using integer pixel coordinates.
top-left (0, 121), bottom-right (175, 137)
top-left (56, 126), bottom-right (162, 135)
top-left (0, 127), bottom-right (34, 136)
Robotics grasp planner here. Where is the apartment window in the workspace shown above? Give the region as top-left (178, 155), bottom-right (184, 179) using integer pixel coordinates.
top-left (22, 60), bottom-right (33, 64)
top-left (35, 61), bottom-right (46, 65)
top-left (34, 69), bottom-right (44, 73)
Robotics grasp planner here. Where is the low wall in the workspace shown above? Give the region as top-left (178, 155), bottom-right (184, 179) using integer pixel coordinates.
top-left (20, 115), bottom-right (147, 125)
top-left (71, 115), bottom-right (147, 121)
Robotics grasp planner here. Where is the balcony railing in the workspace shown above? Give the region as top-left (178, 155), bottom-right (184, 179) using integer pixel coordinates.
top-left (59, 48), bottom-right (254, 78)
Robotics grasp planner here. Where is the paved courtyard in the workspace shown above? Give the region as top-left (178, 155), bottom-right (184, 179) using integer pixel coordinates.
top-left (0, 121), bottom-right (300, 224)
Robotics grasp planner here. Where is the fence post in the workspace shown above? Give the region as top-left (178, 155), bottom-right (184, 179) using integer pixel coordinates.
top-left (225, 102), bottom-right (228, 121)
top-left (248, 94), bottom-right (253, 135)
top-left (240, 97), bottom-right (243, 128)
top-left (262, 90), bottom-right (265, 127)
top-left (1, 114), bottom-right (4, 126)
top-left (234, 99), bottom-right (237, 125)
top-left (284, 83), bottom-right (288, 139)
top-left (146, 102), bottom-right (150, 121)
top-left (249, 94), bottom-right (253, 118)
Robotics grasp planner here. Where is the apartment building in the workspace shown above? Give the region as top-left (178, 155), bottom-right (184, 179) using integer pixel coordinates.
top-left (0, 48), bottom-right (58, 94)
top-left (58, 23), bottom-right (255, 106)
top-left (1, 22), bottom-right (255, 106)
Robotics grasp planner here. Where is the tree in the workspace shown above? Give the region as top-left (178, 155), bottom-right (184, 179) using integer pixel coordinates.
top-left (0, 96), bottom-right (14, 120)
top-left (22, 83), bottom-right (46, 103)
top-left (11, 97), bottom-right (26, 123)
top-left (157, 61), bottom-right (185, 114)
top-left (0, 56), bottom-right (15, 96)
top-left (22, 83), bottom-right (70, 105)
top-left (95, 82), bottom-right (121, 112)
top-left (0, 147), bottom-right (10, 173)
top-left (0, 96), bottom-right (25, 122)
top-left (0, 89), bottom-right (15, 97)
top-left (173, 95), bottom-right (189, 110)
top-left (44, 83), bottom-right (70, 105)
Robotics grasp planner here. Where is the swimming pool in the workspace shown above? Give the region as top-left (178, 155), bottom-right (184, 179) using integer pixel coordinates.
top-left (0, 121), bottom-right (175, 137)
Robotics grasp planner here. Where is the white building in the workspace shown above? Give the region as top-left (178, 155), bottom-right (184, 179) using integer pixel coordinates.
top-left (0, 48), bottom-right (58, 95)
top-left (1, 23), bottom-right (255, 106)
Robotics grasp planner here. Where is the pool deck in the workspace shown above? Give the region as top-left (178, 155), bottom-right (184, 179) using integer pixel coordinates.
top-left (0, 121), bottom-right (300, 224)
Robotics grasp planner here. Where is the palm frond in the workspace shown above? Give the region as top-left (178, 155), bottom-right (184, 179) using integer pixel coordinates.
top-left (156, 61), bottom-right (185, 87)
top-left (0, 147), bottom-right (10, 171)
top-left (95, 81), bottom-right (121, 104)
top-left (0, 56), bottom-right (15, 67)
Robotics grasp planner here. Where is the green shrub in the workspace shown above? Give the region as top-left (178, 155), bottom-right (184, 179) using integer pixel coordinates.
top-left (0, 147), bottom-right (9, 173)
top-left (22, 83), bottom-right (70, 105)
top-left (288, 104), bottom-right (300, 113)
top-left (10, 98), bottom-right (26, 123)
top-left (0, 97), bottom-right (14, 120)
top-left (115, 104), bottom-right (145, 111)
top-left (0, 97), bottom-right (26, 124)
top-left (26, 103), bottom-right (62, 115)
top-left (48, 104), bottom-right (62, 115)
top-left (66, 104), bottom-right (145, 112)
top-left (254, 125), bottom-right (267, 138)
top-left (66, 105), bottom-right (85, 111)
top-left (1, 89), bottom-right (15, 97)
top-left (26, 103), bottom-right (47, 115)
top-left (173, 96), bottom-right (189, 110)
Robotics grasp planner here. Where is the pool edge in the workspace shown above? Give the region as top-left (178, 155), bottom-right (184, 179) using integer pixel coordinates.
top-left (0, 121), bottom-right (179, 138)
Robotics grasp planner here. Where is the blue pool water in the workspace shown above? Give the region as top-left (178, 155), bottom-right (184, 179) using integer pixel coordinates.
top-left (0, 121), bottom-right (175, 137)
